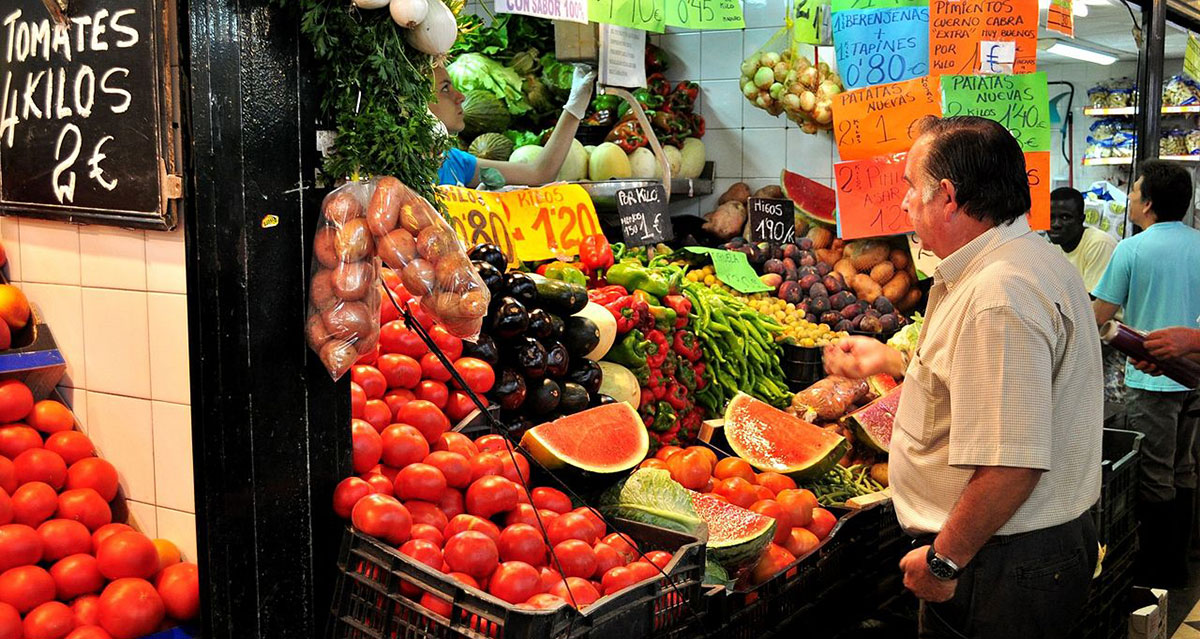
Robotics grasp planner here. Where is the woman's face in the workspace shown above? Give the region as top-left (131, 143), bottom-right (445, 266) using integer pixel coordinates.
top-left (430, 66), bottom-right (465, 134)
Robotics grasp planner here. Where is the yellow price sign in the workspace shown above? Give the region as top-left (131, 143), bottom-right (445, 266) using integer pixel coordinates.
top-left (437, 184), bottom-right (603, 265)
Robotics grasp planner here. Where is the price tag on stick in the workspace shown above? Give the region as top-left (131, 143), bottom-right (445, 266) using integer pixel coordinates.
top-left (616, 185), bottom-right (672, 247)
top-left (683, 247), bottom-right (773, 293)
top-left (747, 197), bottom-right (797, 245)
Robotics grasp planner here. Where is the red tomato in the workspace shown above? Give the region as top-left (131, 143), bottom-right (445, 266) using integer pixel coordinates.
top-left (97, 578), bottom-right (164, 639)
top-left (50, 554), bottom-right (104, 600)
top-left (504, 504), bottom-right (558, 529)
top-left (379, 321), bottom-right (427, 358)
top-left (433, 432), bottom-right (478, 458)
top-left (436, 488), bottom-right (465, 520)
top-left (474, 434), bottom-right (514, 454)
top-left (379, 424), bottom-right (430, 468)
top-left (404, 501), bottom-right (448, 531)
top-left (351, 420), bottom-right (383, 474)
top-left (0, 457), bottom-right (14, 494)
top-left (444, 392), bottom-right (476, 423)
top-left (419, 353), bottom-right (452, 383)
top-left (0, 381), bottom-right (33, 423)
top-left (784, 527), bottom-right (820, 558)
top-left (550, 540), bottom-right (596, 579)
top-left (398, 539), bottom-right (443, 597)
top-left (531, 487), bottom-right (572, 515)
top-left (418, 591), bottom-right (452, 618)
top-left (428, 326), bottom-right (464, 360)
top-left (377, 354), bottom-right (422, 390)
top-left (547, 577), bottom-right (600, 608)
top-left (545, 512), bottom-right (597, 546)
top-left (65, 626), bottom-right (112, 639)
top-left (44, 432), bottom-right (94, 467)
top-left (0, 489), bottom-right (9, 526)
top-left (469, 453), bottom-right (503, 482)
top-left (0, 565), bottom-right (54, 613)
top-left (66, 459), bottom-right (119, 502)
top-left (452, 358), bottom-right (495, 394)
top-left (0, 524), bottom-right (41, 574)
top-left (0, 424), bottom-right (42, 459)
top-left (497, 524), bottom-right (545, 565)
top-left (361, 400), bottom-right (391, 433)
top-left (28, 401), bottom-right (74, 435)
top-left (96, 532), bottom-right (159, 581)
top-left (497, 453), bottom-right (531, 486)
top-left (488, 561), bottom-right (540, 604)
top-left (332, 477), bottom-right (372, 519)
top-left (395, 463), bottom-right (447, 502)
top-left (713, 477), bottom-right (758, 509)
top-left (350, 382), bottom-right (366, 419)
top-left (350, 494), bottom-right (412, 545)
top-left (351, 365), bottom-right (387, 399)
top-left (751, 543), bottom-right (796, 585)
top-left (395, 400), bottom-right (450, 445)
top-left (383, 390), bottom-right (415, 419)
top-left (444, 514), bottom-right (500, 542)
top-left (56, 490), bottom-right (111, 532)
top-left (748, 500), bottom-right (790, 543)
top-left (90, 525), bottom-right (132, 552)
top-left (712, 457), bottom-right (756, 483)
top-left (415, 381), bottom-right (449, 410)
top-left (776, 489), bottom-right (817, 529)
top-left (23, 600), bottom-right (76, 639)
top-left (71, 595), bottom-right (101, 627)
top-left (409, 523), bottom-right (443, 546)
top-left (379, 286), bottom-right (400, 324)
top-left (756, 472), bottom-right (797, 495)
top-left (37, 520), bottom-right (91, 562)
top-left (626, 561), bottom-right (658, 582)
top-left (601, 533), bottom-right (639, 563)
top-left (155, 562), bottom-right (199, 621)
top-left (380, 268), bottom-right (402, 292)
top-left (573, 506), bottom-right (608, 541)
top-left (0, 602), bottom-right (18, 639)
top-left (13, 482), bottom-right (58, 527)
top-left (523, 593), bottom-right (568, 610)
top-left (423, 451), bottom-right (471, 489)
top-left (539, 566), bottom-right (562, 592)
top-left (805, 507), bottom-right (837, 541)
top-left (601, 566), bottom-right (639, 595)
top-left (444, 531), bottom-right (499, 580)
top-left (591, 542), bottom-right (623, 578)
top-left (465, 476), bottom-right (519, 519)
top-left (361, 473), bottom-right (393, 495)
top-left (644, 551), bottom-right (673, 569)
top-left (354, 345), bottom-right (379, 366)
top-left (409, 304), bottom-right (435, 331)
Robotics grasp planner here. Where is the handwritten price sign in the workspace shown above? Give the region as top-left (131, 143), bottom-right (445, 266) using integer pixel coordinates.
top-left (591, 0), bottom-right (666, 31)
top-left (438, 184), bottom-right (603, 265)
top-left (793, 0), bottom-right (832, 45)
top-left (833, 76), bottom-right (942, 161)
top-left (941, 72), bottom-right (1049, 152)
top-left (929, 0), bottom-right (1037, 76)
top-left (834, 154), bottom-right (913, 240)
top-left (665, 0), bottom-right (744, 29)
top-left (831, 6), bottom-right (929, 89)
top-left (1026, 151), bottom-right (1050, 231)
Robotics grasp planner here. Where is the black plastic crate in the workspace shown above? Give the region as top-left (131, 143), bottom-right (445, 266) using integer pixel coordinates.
top-left (779, 343), bottom-right (824, 393)
top-left (1070, 530), bottom-right (1138, 639)
top-left (328, 520), bottom-right (705, 639)
top-left (1090, 428), bottom-right (1142, 547)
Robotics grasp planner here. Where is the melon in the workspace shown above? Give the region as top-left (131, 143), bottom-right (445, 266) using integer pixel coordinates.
top-left (462, 90), bottom-right (511, 136)
top-left (847, 383), bottom-right (902, 453)
top-left (867, 373), bottom-right (898, 400)
top-left (663, 145), bottom-right (683, 179)
top-left (679, 138), bottom-right (706, 179)
top-left (557, 139), bottom-right (589, 182)
top-left (628, 147), bottom-right (660, 179)
top-left (589, 143), bottom-right (632, 181)
top-left (723, 392), bottom-right (848, 480)
top-left (520, 403), bottom-right (648, 474)
top-left (782, 169), bottom-right (836, 228)
top-left (598, 362), bottom-right (641, 407)
top-left (691, 491), bottom-right (776, 572)
top-left (575, 302), bottom-right (617, 360)
top-left (509, 144), bottom-right (543, 165)
top-left (468, 132), bottom-right (514, 161)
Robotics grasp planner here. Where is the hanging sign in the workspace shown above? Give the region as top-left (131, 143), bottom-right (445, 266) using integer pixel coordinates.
top-left (496, 0), bottom-right (589, 24)
top-left (833, 154), bottom-right (913, 240)
top-left (940, 72), bottom-right (1050, 152)
top-left (793, 0), bottom-right (833, 45)
top-left (438, 185), bottom-right (602, 265)
top-left (1026, 150), bottom-right (1050, 231)
top-left (831, 7), bottom-right (930, 89)
top-left (832, 75), bottom-right (941, 161)
top-left (590, 0), bottom-right (666, 32)
top-left (1046, 0), bottom-right (1073, 37)
top-left (598, 25), bottom-right (648, 88)
top-left (666, 0), bottom-right (745, 29)
top-left (616, 185), bottom-right (671, 246)
top-left (929, 0), bottom-right (1037, 77)
top-left (0, 0), bottom-right (181, 230)
top-left (1186, 34), bottom-right (1200, 83)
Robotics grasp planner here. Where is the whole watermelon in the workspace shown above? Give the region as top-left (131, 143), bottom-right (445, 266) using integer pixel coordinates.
top-left (468, 132), bottom-right (515, 161)
top-left (463, 91), bottom-right (511, 136)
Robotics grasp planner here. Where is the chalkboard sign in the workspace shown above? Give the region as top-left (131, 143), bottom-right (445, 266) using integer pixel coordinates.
top-left (748, 197), bottom-right (796, 245)
top-left (616, 184), bottom-right (670, 246)
top-left (0, 0), bottom-right (181, 230)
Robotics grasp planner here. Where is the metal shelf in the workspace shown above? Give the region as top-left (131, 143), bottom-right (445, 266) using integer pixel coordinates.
top-left (1082, 155), bottom-right (1200, 166)
top-left (1084, 106), bottom-right (1200, 116)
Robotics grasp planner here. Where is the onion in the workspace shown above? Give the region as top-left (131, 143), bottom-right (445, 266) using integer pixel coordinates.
top-left (389, 0), bottom-right (429, 28)
top-left (404, 0), bottom-right (456, 55)
top-left (353, 0), bottom-right (390, 8)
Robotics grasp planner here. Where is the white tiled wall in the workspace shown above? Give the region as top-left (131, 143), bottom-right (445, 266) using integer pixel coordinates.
top-left (0, 217), bottom-right (195, 561)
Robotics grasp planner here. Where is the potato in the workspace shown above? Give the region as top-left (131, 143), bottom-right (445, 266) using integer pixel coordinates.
top-left (320, 340), bottom-right (358, 378)
top-left (333, 261), bottom-right (374, 301)
top-left (367, 176), bottom-right (404, 237)
top-left (816, 248), bottom-right (843, 265)
top-left (851, 273), bottom-right (883, 303)
top-left (402, 258), bottom-right (436, 296)
top-left (313, 227), bottom-right (341, 269)
top-left (889, 248), bottom-right (910, 271)
top-left (310, 270), bottom-right (337, 310)
top-left (306, 313), bottom-right (330, 349)
top-left (898, 287), bottom-right (923, 312)
top-left (400, 201), bottom-right (440, 234)
top-left (323, 191), bottom-right (362, 225)
top-left (718, 182), bottom-right (752, 205)
top-left (869, 261), bottom-right (895, 285)
top-left (417, 225), bottom-right (460, 261)
top-left (335, 218), bottom-right (374, 262)
top-left (834, 258), bottom-right (858, 283)
top-left (322, 301), bottom-right (373, 340)
top-left (881, 271), bottom-right (911, 304)
top-left (702, 201), bottom-right (747, 240)
top-left (377, 228), bottom-right (419, 269)
top-left (753, 185), bottom-right (784, 199)
top-left (807, 226), bottom-right (834, 250)
top-left (845, 240), bottom-right (889, 272)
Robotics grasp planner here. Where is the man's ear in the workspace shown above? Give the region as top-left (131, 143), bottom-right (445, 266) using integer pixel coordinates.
top-left (940, 179), bottom-right (958, 222)
top-left (1142, 200), bottom-right (1157, 224)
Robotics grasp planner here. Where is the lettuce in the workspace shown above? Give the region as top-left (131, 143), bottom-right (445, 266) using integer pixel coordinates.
top-left (447, 53), bottom-right (530, 116)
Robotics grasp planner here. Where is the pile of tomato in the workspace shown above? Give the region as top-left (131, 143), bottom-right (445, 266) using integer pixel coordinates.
top-left (339, 296), bottom-right (678, 614)
top-left (0, 379), bottom-right (199, 639)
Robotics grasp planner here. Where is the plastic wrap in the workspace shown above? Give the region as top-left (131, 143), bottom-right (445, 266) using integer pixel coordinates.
top-left (788, 375), bottom-right (869, 422)
top-left (1106, 88), bottom-right (1133, 108)
top-left (1087, 86), bottom-right (1109, 109)
top-left (1163, 74), bottom-right (1200, 107)
top-left (1162, 129), bottom-right (1189, 156)
top-left (739, 28), bottom-right (840, 134)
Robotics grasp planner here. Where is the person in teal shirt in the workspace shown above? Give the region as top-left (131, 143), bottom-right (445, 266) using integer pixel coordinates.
top-left (1093, 159), bottom-right (1200, 588)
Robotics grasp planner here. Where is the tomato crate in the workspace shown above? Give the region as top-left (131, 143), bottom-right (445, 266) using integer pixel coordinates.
top-left (779, 343), bottom-right (824, 393)
top-left (327, 520), bottom-right (705, 639)
top-left (1090, 428), bottom-right (1142, 548)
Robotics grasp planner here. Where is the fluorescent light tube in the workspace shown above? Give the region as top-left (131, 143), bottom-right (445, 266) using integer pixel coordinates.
top-left (1047, 41), bottom-right (1118, 64)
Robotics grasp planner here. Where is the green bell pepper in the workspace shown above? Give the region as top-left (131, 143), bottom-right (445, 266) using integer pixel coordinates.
top-left (542, 262), bottom-right (587, 286)
top-left (606, 330), bottom-right (649, 368)
top-left (607, 263), bottom-right (669, 298)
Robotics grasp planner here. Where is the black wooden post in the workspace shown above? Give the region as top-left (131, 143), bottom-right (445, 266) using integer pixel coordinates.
top-left (182, 0), bottom-right (349, 636)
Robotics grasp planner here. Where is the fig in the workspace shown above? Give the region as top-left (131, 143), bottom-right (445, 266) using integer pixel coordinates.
top-left (873, 296), bottom-right (895, 314)
top-left (815, 262), bottom-right (832, 277)
top-left (820, 311), bottom-right (841, 326)
top-left (809, 296), bottom-right (831, 314)
top-left (821, 276), bottom-right (843, 295)
top-left (879, 314), bottom-right (899, 332)
top-left (809, 283), bottom-right (828, 299)
top-left (764, 259), bottom-right (786, 275)
top-left (834, 319), bottom-right (853, 332)
top-left (841, 303), bottom-right (864, 320)
top-left (760, 273), bottom-right (783, 289)
top-left (829, 291), bottom-right (855, 311)
top-left (859, 315), bottom-right (883, 333)
top-left (797, 237), bottom-right (814, 251)
top-left (798, 273), bottom-right (819, 291)
top-left (779, 281), bottom-right (805, 305)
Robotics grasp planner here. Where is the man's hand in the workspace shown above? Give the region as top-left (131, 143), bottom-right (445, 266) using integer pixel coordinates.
top-left (900, 546), bottom-right (957, 602)
top-left (1132, 358), bottom-right (1163, 376)
top-left (1144, 327), bottom-right (1200, 360)
top-left (823, 336), bottom-right (906, 379)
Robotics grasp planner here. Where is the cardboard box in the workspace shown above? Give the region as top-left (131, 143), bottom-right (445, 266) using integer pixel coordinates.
top-left (1128, 587), bottom-right (1168, 639)
top-left (554, 21), bottom-right (598, 63)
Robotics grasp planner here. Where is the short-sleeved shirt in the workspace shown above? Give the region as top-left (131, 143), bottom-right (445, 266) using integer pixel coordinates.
top-left (437, 148), bottom-right (478, 187)
top-left (1092, 221), bottom-right (1200, 392)
top-left (891, 217), bottom-right (1103, 536)
top-left (1060, 226), bottom-right (1118, 292)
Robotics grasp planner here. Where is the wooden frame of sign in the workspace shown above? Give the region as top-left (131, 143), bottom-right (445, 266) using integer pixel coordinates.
top-left (0, 0), bottom-right (183, 230)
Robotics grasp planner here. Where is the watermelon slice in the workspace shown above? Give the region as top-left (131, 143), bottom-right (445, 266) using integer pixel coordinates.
top-left (691, 491), bottom-right (776, 572)
top-left (723, 392), bottom-right (848, 481)
top-left (867, 373), bottom-right (899, 401)
top-left (846, 383), bottom-right (902, 453)
top-left (520, 403), bottom-right (649, 474)
top-left (782, 169), bottom-right (836, 228)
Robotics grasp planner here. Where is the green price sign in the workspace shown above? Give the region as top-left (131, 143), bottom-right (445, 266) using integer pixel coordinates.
top-left (665, 0), bottom-right (745, 29)
top-left (684, 247), bottom-right (773, 294)
top-left (590, 0), bottom-right (666, 31)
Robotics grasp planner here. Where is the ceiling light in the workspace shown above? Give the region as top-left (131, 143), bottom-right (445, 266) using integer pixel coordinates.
top-left (1046, 41), bottom-right (1119, 64)
top-left (1038, 0), bottom-right (1051, 8)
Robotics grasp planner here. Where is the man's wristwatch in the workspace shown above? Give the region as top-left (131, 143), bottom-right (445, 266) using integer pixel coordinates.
top-left (926, 545), bottom-right (962, 581)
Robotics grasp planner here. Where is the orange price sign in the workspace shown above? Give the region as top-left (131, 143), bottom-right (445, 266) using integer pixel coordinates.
top-left (1026, 151), bottom-right (1050, 231)
top-left (438, 186), bottom-right (521, 267)
top-left (1047, 0), bottom-right (1073, 37)
top-left (929, 0), bottom-right (1037, 76)
top-left (438, 184), bottom-right (603, 264)
top-left (834, 154), bottom-right (913, 240)
top-left (833, 76), bottom-right (942, 161)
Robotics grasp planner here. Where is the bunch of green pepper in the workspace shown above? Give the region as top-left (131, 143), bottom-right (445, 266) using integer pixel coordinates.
top-left (808, 464), bottom-right (885, 507)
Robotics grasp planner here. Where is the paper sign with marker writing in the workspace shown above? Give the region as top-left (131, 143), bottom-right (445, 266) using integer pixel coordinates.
top-left (831, 0), bottom-right (926, 12)
top-left (599, 25), bottom-right (648, 88)
top-left (683, 247), bottom-right (773, 293)
top-left (1186, 34), bottom-right (1200, 83)
top-left (1026, 151), bottom-right (1050, 231)
top-left (666, 0), bottom-right (745, 29)
top-left (496, 0), bottom-right (589, 23)
top-left (793, 0), bottom-right (833, 45)
top-left (907, 233), bottom-right (940, 280)
top-left (929, 0), bottom-right (1037, 76)
top-left (590, 0), bottom-right (666, 32)
top-left (940, 72), bottom-right (1049, 152)
top-left (1047, 0), bottom-right (1073, 37)
top-left (833, 76), bottom-right (942, 161)
top-left (439, 184), bottom-right (602, 264)
top-left (831, 7), bottom-right (930, 89)
top-left (834, 154), bottom-right (913, 240)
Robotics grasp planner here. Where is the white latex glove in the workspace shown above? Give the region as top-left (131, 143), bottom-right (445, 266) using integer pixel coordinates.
top-left (564, 64), bottom-right (597, 120)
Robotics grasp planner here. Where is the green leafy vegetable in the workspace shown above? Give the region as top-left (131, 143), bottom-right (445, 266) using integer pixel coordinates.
top-left (540, 53), bottom-right (574, 99)
top-left (886, 312), bottom-right (924, 355)
top-left (447, 53), bottom-right (530, 116)
top-left (598, 469), bottom-right (707, 536)
top-left (504, 130), bottom-right (542, 150)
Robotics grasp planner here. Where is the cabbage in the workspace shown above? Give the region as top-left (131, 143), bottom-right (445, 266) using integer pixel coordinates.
top-left (886, 312), bottom-right (923, 354)
top-left (447, 53), bottom-right (530, 115)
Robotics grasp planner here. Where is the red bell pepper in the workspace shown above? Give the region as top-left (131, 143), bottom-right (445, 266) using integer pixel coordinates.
top-left (648, 73), bottom-right (671, 97)
top-left (665, 383), bottom-right (690, 411)
top-left (603, 296), bottom-right (640, 334)
top-left (646, 330), bottom-right (668, 368)
top-left (663, 295), bottom-right (691, 329)
top-left (580, 234), bottom-right (614, 273)
top-left (675, 81), bottom-right (699, 103)
top-left (673, 330), bottom-right (701, 362)
top-left (690, 114), bottom-right (705, 139)
top-left (606, 119), bottom-right (647, 153)
top-left (589, 284), bottom-right (629, 306)
top-left (693, 362), bottom-right (707, 391)
top-left (645, 368), bottom-right (667, 400)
